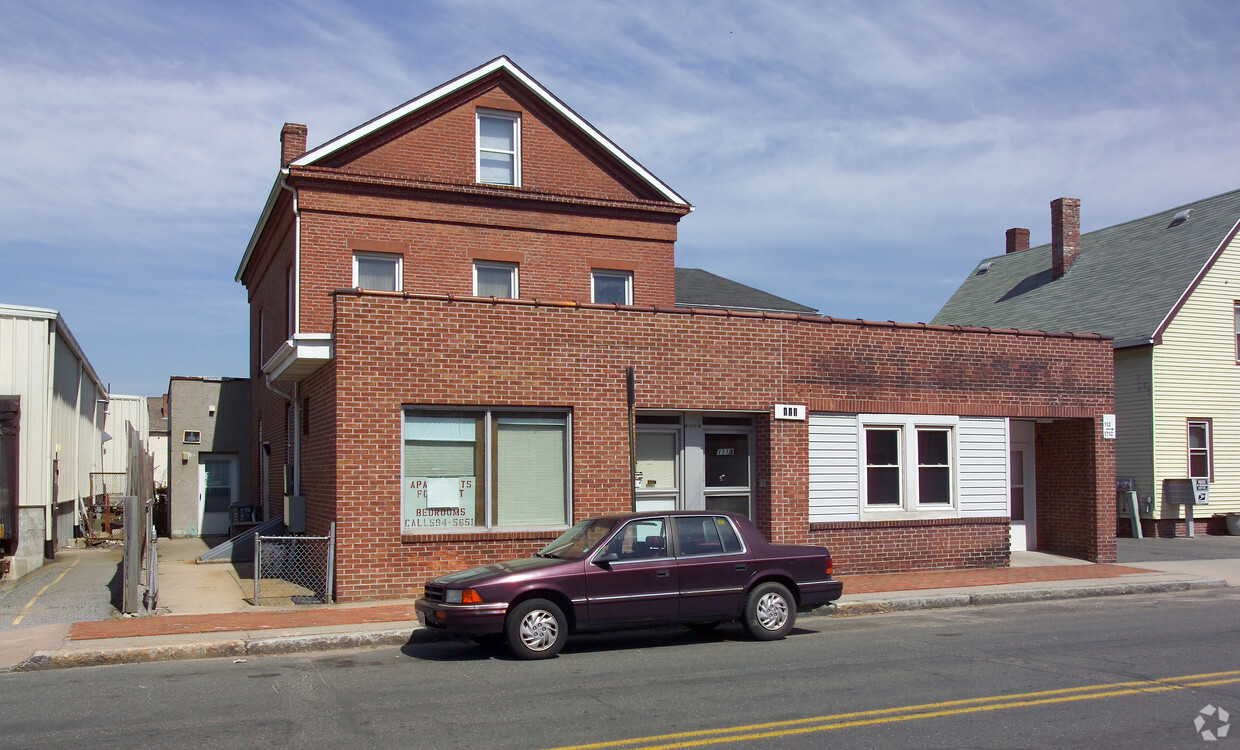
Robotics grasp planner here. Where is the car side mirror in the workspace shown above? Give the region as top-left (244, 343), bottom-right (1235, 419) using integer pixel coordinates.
top-left (593, 552), bottom-right (618, 566)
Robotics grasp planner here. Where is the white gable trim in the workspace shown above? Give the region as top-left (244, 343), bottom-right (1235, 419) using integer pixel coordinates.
top-left (1151, 215), bottom-right (1240, 345)
top-left (291, 56), bottom-right (689, 206)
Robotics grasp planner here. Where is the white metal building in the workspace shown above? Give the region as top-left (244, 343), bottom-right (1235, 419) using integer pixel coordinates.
top-left (0, 304), bottom-right (108, 579)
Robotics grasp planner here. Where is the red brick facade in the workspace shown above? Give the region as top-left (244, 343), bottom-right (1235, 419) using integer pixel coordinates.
top-left (238, 59), bottom-right (1118, 601)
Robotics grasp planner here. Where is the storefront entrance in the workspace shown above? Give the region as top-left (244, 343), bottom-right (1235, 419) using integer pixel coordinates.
top-left (634, 413), bottom-right (755, 518)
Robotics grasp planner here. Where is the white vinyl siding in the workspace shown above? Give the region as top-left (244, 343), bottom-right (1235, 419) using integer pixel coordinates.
top-left (808, 414), bottom-right (1008, 522)
top-left (808, 415), bottom-right (860, 522)
top-left (956, 418), bottom-right (1009, 517)
top-left (1152, 234), bottom-right (1240, 515)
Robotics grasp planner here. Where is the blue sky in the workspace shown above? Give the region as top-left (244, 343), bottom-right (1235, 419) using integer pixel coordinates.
top-left (4, 1), bottom-right (1240, 396)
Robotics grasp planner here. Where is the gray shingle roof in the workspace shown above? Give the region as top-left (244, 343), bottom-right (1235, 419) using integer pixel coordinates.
top-left (674, 268), bottom-right (818, 314)
top-left (932, 189), bottom-right (1240, 347)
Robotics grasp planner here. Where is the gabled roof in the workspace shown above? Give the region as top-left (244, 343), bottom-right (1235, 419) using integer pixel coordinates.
top-left (675, 268), bottom-right (818, 315)
top-left (295, 56), bottom-right (689, 205)
top-left (932, 189), bottom-right (1240, 348)
top-left (237, 56), bottom-right (690, 283)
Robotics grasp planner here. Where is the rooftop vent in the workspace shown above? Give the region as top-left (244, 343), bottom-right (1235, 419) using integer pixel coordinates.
top-left (975, 262), bottom-right (993, 276)
top-left (1169, 208), bottom-right (1193, 227)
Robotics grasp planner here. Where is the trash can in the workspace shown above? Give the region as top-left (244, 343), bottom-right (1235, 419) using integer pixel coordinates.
top-left (1227, 513), bottom-right (1240, 536)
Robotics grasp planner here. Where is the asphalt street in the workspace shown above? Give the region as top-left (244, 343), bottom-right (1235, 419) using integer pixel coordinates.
top-left (1, 585), bottom-right (1237, 749)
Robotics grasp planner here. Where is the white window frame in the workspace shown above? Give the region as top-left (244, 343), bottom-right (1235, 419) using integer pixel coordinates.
top-left (476, 109), bottom-right (521, 187)
top-left (858, 415), bottom-right (959, 519)
top-left (352, 251), bottom-right (403, 291)
top-left (591, 269), bottom-right (633, 305)
top-left (473, 260), bottom-right (519, 298)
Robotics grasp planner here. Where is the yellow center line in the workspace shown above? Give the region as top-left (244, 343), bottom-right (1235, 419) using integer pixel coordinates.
top-left (544, 669), bottom-right (1240, 750)
top-left (12, 556), bottom-right (81, 626)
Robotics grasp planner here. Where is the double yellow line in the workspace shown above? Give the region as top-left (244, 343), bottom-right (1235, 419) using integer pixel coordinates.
top-left (546, 670), bottom-right (1240, 750)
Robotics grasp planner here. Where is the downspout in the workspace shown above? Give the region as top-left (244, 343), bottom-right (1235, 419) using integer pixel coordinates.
top-left (275, 173), bottom-right (303, 497)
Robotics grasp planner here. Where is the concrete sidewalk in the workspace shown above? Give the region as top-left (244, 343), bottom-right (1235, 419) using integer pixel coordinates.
top-left (2, 536), bottom-right (1236, 672)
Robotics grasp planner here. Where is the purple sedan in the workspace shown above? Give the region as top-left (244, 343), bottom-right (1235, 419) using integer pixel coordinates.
top-left (414, 510), bottom-right (843, 659)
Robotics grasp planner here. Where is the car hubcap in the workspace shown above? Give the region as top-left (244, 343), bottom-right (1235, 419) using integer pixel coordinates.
top-left (756, 592), bottom-right (788, 631)
top-left (519, 609), bottom-right (559, 651)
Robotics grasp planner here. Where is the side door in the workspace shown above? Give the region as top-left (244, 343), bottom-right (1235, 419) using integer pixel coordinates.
top-left (673, 515), bottom-right (751, 621)
top-left (583, 518), bottom-right (678, 627)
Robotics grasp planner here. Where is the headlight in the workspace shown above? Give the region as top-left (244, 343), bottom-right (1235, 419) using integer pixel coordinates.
top-left (445, 588), bottom-right (482, 604)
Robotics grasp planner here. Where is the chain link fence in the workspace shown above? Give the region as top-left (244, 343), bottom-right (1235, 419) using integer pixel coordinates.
top-left (253, 523), bottom-right (335, 606)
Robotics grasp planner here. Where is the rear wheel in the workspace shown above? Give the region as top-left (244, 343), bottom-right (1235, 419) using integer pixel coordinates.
top-left (505, 598), bottom-right (567, 659)
top-left (741, 582), bottom-right (795, 641)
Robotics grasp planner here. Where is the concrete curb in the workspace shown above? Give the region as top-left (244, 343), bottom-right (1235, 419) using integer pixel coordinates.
top-left (824, 578), bottom-right (1229, 617)
top-left (7, 579), bottom-right (1229, 672)
top-left (11, 627), bottom-right (414, 673)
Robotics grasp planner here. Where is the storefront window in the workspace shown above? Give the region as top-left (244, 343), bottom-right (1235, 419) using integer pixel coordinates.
top-left (402, 409), bottom-right (569, 531)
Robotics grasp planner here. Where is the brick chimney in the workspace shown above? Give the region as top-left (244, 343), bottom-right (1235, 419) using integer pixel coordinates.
top-left (1005, 228), bottom-right (1030, 254)
top-left (281, 123), bottom-right (308, 167)
top-left (1051, 197), bottom-right (1081, 279)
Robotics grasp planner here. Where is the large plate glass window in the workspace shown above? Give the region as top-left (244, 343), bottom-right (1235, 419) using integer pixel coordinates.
top-left (402, 409), bottom-right (569, 532)
top-left (477, 110), bottom-right (520, 186)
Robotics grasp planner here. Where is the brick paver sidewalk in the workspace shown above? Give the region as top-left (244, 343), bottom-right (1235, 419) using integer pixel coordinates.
top-left (66, 563), bottom-right (1157, 641)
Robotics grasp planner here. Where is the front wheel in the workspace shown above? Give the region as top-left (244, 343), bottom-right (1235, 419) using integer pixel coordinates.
top-left (505, 598), bottom-right (567, 659)
top-left (741, 582), bottom-right (796, 641)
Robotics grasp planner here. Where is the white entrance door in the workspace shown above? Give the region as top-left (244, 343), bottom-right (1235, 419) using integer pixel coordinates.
top-left (1009, 421), bottom-right (1037, 551)
top-left (198, 454), bottom-right (237, 536)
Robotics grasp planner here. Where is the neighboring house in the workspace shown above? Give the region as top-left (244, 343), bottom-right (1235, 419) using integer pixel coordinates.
top-left (934, 190), bottom-right (1240, 536)
top-left (0, 304), bottom-right (107, 580)
top-left (167, 376), bottom-right (251, 537)
top-left (236, 56), bottom-right (1115, 601)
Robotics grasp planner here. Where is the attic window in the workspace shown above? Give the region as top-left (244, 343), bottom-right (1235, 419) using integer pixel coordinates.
top-left (477, 110), bottom-right (520, 186)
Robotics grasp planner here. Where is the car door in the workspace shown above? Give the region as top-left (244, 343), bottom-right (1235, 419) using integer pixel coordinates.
top-left (583, 518), bottom-right (678, 627)
top-left (673, 515), bottom-right (751, 621)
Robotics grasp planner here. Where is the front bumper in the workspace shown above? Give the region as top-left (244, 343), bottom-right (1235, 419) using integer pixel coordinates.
top-left (414, 598), bottom-right (508, 637)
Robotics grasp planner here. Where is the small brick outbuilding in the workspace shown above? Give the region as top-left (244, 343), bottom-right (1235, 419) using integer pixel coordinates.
top-left (237, 57), bottom-right (1115, 601)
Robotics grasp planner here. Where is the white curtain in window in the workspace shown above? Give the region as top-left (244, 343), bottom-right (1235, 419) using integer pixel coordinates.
top-left (356, 255), bottom-right (397, 291)
top-left (403, 415), bottom-right (475, 476)
top-left (495, 418), bottom-right (566, 525)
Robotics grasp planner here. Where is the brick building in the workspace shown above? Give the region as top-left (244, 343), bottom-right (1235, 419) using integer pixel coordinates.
top-left (237, 57), bottom-right (1116, 601)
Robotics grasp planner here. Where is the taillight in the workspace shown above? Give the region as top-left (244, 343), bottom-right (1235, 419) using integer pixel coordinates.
top-left (825, 559), bottom-right (834, 578)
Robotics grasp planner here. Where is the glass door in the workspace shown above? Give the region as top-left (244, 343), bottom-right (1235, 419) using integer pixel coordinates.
top-left (704, 431), bottom-right (753, 517)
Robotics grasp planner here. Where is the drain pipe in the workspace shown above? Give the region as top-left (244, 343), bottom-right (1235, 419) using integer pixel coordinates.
top-left (263, 173), bottom-right (303, 498)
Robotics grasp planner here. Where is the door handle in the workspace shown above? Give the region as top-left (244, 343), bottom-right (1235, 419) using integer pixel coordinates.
top-left (656, 569), bottom-right (670, 578)
top-left (734, 564), bottom-right (748, 571)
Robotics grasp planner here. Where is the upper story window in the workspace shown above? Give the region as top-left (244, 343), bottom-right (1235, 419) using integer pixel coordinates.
top-left (353, 251), bottom-right (402, 291)
top-left (477, 110), bottom-right (520, 186)
top-left (592, 270), bottom-right (633, 305)
top-left (474, 261), bottom-right (518, 298)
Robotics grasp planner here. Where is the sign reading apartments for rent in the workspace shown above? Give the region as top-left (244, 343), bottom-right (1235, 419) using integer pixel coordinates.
top-left (403, 477), bottom-right (476, 529)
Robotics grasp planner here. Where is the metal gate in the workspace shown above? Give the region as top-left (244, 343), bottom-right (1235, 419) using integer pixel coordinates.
top-left (253, 523), bottom-right (335, 606)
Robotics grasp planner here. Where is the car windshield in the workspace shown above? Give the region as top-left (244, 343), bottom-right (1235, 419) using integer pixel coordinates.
top-left (538, 518), bottom-right (619, 560)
